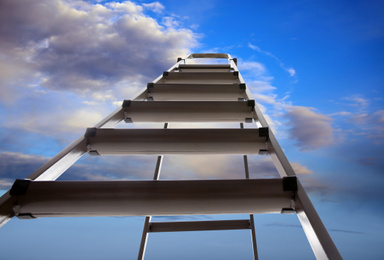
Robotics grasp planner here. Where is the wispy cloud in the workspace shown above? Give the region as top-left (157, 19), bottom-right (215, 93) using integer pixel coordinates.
top-left (248, 43), bottom-right (296, 77)
top-left (343, 95), bottom-right (370, 108)
top-left (143, 2), bottom-right (165, 13)
top-left (329, 111), bottom-right (353, 116)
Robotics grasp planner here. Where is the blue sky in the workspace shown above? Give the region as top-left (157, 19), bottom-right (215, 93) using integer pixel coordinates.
top-left (0, 0), bottom-right (383, 259)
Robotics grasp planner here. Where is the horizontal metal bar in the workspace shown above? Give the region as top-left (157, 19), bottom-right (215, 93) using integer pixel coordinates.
top-left (149, 220), bottom-right (250, 232)
top-left (177, 64), bottom-right (233, 72)
top-left (11, 178), bottom-right (293, 218)
top-left (161, 72), bottom-right (239, 84)
top-left (86, 128), bottom-right (268, 155)
top-left (178, 64), bottom-right (231, 69)
top-left (123, 101), bottom-right (254, 122)
top-left (186, 53), bottom-right (232, 59)
top-left (148, 83), bottom-right (246, 101)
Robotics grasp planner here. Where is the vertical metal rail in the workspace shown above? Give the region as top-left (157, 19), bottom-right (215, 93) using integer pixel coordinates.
top-left (137, 123), bottom-right (168, 260)
top-left (241, 122), bottom-right (258, 260)
top-left (249, 215), bottom-right (258, 260)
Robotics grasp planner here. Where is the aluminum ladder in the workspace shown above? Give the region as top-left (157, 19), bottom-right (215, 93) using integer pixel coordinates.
top-left (0, 53), bottom-right (342, 259)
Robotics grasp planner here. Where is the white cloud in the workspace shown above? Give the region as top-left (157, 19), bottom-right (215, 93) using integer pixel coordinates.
top-left (329, 111), bottom-right (353, 116)
top-left (0, 0), bottom-right (197, 97)
top-left (107, 1), bottom-right (143, 14)
top-left (248, 43), bottom-right (261, 52)
top-left (343, 95), bottom-right (369, 108)
top-left (285, 106), bottom-right (335, 150)
top-left (372, 110), bottom-right (384, 124)
top-left (143, 2), bottom-right (165, 13)
top-left (63, 109), bottom-right (104, 129)
top-left (238, 61), bottom-right (266, 76)
top-left (287, 68), bottom-right (296, 77)
top-left (248, 42), bottom-right (297, 78)
top-left (0, 0), bottom-right (199, 137)
top-left (291, 162), bottom-right (313, 175)
top-left (162, 16), bottom-right (180, 28)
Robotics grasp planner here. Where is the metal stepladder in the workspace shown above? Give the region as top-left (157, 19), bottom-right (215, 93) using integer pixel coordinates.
top-left (0, 53), bottom-right (342, 259)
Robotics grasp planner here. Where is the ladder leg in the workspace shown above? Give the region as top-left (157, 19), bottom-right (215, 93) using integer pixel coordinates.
top-left (241, 123), bottom-right (259, 260)
top-left (249, 214), bottom-right (259, 260)
top-left (138, 216), bottom-right (152, 260)
top-left (137, 123), bottom-right (168, 260)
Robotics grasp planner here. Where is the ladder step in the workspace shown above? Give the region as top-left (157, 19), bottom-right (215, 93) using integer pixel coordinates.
top-left (148, 83), bottom-right (247, 101)
top-left (10, 178), bottom-right (296, 218)
top-left (177, 64), bottom-right (233, 72)
top-left (148, 220), bottom-right (250, 232)
top-left (123, 100), bottom-right (255, 122)
top-left (161, 71), bottom-right (240, 84)
top-left (187, 53), bottom-right (230, 59)
top-left (85, 128), bottom-right (269, 155)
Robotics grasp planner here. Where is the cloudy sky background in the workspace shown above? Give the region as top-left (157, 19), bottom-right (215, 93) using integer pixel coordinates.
top-left (0, 0), bottom-right (383, 259)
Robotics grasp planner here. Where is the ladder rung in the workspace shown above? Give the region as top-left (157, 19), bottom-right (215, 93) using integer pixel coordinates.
top-left (148, 83), bottom-right (246, 101)
top-left (187, 53), bottom-right (230, 59)
top-left (85, 128), bottom-right (268, 155)
top-left (123, 101), bottom-right (254, 122)
top-left (149, 220), bottom-right (250, 233)
top-left (178, 64), bottom-right (231, 69)
top-left (10, 178), bottom-right (295, 218)
top-left (177, 64), bottom-right (233, 72)
top-left (161, 72), bottom-right (240, 84)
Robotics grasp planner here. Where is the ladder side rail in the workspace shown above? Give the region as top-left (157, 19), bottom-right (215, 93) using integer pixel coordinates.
top-left (138, 123), bottom-right (168, 260)
top-left (231, 58), bottom-right (296, 177)
top-left (0, 192), bottom-right (14, 227)
top-left (296, 182), bottom-right (343, 260)
top-left (230, 59), bottom-right (342, 259)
